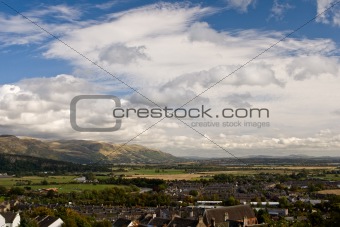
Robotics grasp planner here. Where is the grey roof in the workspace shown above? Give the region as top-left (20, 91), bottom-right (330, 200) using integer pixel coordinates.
top-left (113, 218), bottom-right (132, 227)
top-left (148, 217), bottom-right (171, 227)
top-left (167, 217), bottom-right (199, 227)
top-left (35, 216), bottom-right (61, 227)
top-left (203, 205), bottom-right (256, 226)
top-left (139, 214), bottom-right (153, 225)
top-left (0, 212), bottom-right (18, 223)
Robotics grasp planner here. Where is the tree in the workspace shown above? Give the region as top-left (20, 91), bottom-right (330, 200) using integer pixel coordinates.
top-left (85, 172), bottom-right (96, 181)
top-left (0, 185), bottom-right (7, 195)
top-left (189, 190), bottom-right (198, 197)
top-left (31, 207), bottom-right (55, 217)
top-left (255, 209), bottom-right (271, 224)
top-left (224, 196), bottom-right (239, 206)
top-left (8, 187), bottom-right (25, 196)
top-left (41, 179), bottom-right (49, 185)
top-left (308, 212), bottom-right (324, 226)
top-left (19, 214), bottom-right (38, 227)
top-left (93, 220), bottom-right (112, 227)
top-left (279, 196), bottom-right (290, 208)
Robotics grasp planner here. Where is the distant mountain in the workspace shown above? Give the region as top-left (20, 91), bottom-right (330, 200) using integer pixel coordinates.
top-left (0, 135), bottom-right (181, 164)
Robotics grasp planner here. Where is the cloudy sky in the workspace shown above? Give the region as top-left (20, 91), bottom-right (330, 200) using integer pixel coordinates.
top-left (0, 0), bottom-right (340, 158)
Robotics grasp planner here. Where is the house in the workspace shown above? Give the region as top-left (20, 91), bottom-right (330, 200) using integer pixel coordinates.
top-left (167, 217), bottom-right (198, 227)
top-left (113, 218), bottom-right (132, 227)
top-left (35, 216), bottom-right (64, 227)
top-left (42, 188), bottom-right (59, 193)
top-left (202, 205), bottom-right (258, 227)
top-left (73, 176), bottom-right (87, 183)
top-left (147, 217), bottom-right (171, 227)
top-left (0, 212), bottom-right (21, 227)
top-left (0, 202), bottom-right (10, 212)
top-left (254, 208), bottom-right (288, 217)
top-left (0, 215), bottom-right (5, 227)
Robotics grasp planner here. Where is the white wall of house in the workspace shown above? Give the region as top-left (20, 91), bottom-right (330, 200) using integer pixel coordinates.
top-left (0, 215), bottom-right (5, 227)
top-left (11, 214), bottom-right (21, 227)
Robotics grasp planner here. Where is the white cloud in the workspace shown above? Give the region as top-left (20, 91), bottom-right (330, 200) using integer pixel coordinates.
top-left (1, 2), bottom-right (340, 157)
top-left (316, 0), bottom-right (340, 26)
top-left (0, 4), bottom-right (88, 45)
top-left (26, 4), bottom-right (82, 21)
top-left (269, 0), bottom-right (293, 20)
top-left (95, 1), bottom-right (120, 10)
top-left (287, 55), bottom-right (340, 80)
top-left (225, 0), bottom-right (255, 12)
top-left (99, 43), bottom-right (149, 65)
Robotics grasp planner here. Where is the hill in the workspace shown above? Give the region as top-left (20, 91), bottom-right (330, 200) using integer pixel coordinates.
top-left (0, 153), bottom-right (109, 174)
top-left (0, 135), bottom-right (181, 164)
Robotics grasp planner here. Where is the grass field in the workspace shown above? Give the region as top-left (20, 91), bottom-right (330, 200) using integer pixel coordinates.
top-left (0, 175), bottom-right (77, 187)
top-left (317, 189), bottom-right (340, 196)
top-left (0, 175), bottom-right (130, 193)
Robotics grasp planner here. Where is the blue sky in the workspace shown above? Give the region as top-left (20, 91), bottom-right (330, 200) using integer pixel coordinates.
top-left (0, 0), bottom-right (340, 157)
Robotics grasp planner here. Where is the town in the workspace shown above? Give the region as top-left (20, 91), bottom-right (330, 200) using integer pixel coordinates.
top-left (0, 161), bottom-right (339, 227)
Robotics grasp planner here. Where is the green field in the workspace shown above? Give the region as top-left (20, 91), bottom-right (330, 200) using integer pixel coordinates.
top-left (0, 175), bottom-right (132, 193)
top-left (0, 175), bottom-right (77, 187)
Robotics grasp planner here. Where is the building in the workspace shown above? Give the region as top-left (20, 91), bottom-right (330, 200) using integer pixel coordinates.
top-left (35, 216), bottom-right (64, 227)
top-left (113, 218), bottom-right (132, 227)
top-left (0, 212), bottom-right (21, 227)
top-left (147, 217), bottom-right (171, 227)
top-left (0, 215), bottom-right (5, 227)
top-left (73, 176), bottom-right (87, 183)
top-left (167, 217), bottom-right (199, 227)
top-left (254, 208), bottom-right (288, 217)
top-left (202, 205), bottom-right (258, 227)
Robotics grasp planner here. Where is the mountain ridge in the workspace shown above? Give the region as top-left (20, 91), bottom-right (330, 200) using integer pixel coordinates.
top-left (0, 135), bottom-right (181, 164)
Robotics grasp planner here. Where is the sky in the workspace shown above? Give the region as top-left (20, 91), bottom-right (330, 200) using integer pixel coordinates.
top-left (0, 0), bottom-right (340, 158)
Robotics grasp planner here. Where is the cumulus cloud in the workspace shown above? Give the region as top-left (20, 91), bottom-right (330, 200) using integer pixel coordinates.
top-left (99, 43), bottom-right (148, 65)
top-left (287, 55), bottom-right (340, 80)
top-left (0, 75), bottom-right (103, 137)
top-left (1, 2), bottom-right (340, 157)
top-left (162, 63), bottom-right (284, 91)
top-left (129, 86), bottom-right (209, 107)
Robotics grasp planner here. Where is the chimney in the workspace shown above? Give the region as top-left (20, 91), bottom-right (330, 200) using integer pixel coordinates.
top-left (224, 212), bottom-right (229, 221)
top-left (198, 215), bottom-right (204, 224)
top-left (243, 216), bottom-right (247, 227)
